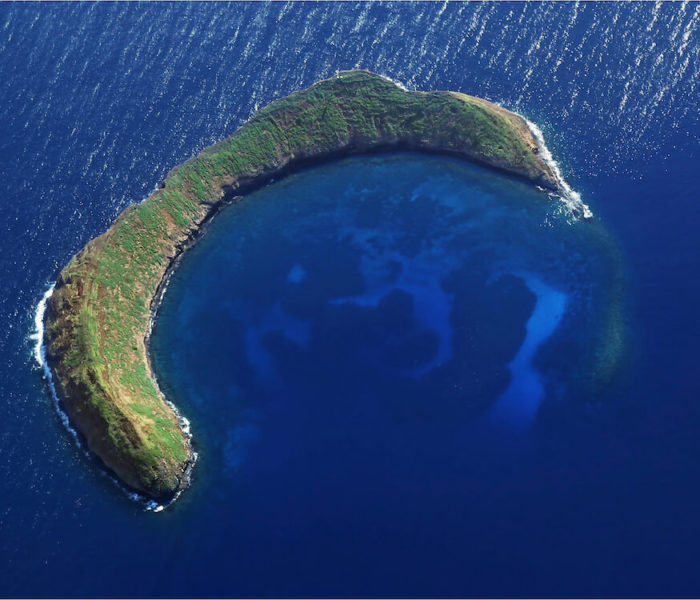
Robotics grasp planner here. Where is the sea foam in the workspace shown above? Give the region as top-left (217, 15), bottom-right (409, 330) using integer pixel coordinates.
top-left (522, 116), bottom-right (593, 220)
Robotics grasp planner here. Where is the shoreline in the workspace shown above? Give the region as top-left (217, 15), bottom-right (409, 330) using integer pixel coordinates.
top-left (139, 194), bottom-right (246, 501)
top-left (42, 70), bottom-right (575, 503)
top-left (521, 116), bottom-right (593, 220)
top-left (33, 287), bottom-right (165, 511)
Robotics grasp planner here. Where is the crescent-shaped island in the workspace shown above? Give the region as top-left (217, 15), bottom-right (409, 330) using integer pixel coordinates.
top-left (44, 70), bottom-right (573, 502)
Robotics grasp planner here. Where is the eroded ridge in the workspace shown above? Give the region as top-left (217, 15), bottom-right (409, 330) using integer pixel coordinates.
top-left (44, 70), bottom-right (561, 500)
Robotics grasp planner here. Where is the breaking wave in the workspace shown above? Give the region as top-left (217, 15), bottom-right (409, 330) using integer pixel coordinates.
top-left (523, 116), bottom-right (594, 220)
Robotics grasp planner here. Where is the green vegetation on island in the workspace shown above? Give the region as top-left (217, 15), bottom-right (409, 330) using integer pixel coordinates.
top-left (44, 70), bottom-right (562, 501)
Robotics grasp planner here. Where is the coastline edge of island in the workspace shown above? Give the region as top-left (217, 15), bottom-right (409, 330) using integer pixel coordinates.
top-left (39, 69), bottom-right (604, 506)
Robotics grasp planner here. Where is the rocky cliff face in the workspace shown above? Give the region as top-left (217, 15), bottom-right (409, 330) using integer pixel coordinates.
top-left (44, 70), bottom-right (562, 501)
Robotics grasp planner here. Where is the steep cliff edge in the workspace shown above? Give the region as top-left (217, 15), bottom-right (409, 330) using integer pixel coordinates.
top-left (44, 70), bottom-right (562, 501)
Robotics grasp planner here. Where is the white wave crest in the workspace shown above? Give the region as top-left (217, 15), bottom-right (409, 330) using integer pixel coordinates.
top-left (31, 286), bottom-right (80, 442)
top-left (522, 117), bottom-right (593, 220)
top-left (383, 74), bottom-right (410, 91)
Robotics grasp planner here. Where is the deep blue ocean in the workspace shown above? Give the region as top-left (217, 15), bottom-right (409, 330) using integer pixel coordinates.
top-left (2, 3), bottom-right (699, 598)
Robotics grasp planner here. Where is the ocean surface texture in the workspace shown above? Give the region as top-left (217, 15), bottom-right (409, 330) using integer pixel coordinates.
top-left (2, 3), bottom-right (699, 597)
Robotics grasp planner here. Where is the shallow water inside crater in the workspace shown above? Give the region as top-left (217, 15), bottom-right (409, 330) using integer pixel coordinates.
top-left (151, 152), bottom-right (621, 537)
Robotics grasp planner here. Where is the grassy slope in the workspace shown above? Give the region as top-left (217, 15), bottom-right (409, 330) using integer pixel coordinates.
top-left (45, 70), bottom-right (558, 499)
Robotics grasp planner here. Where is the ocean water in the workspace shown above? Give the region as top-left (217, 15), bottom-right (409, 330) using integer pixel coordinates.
top-left (2, 3), bottom-right (699, 597)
